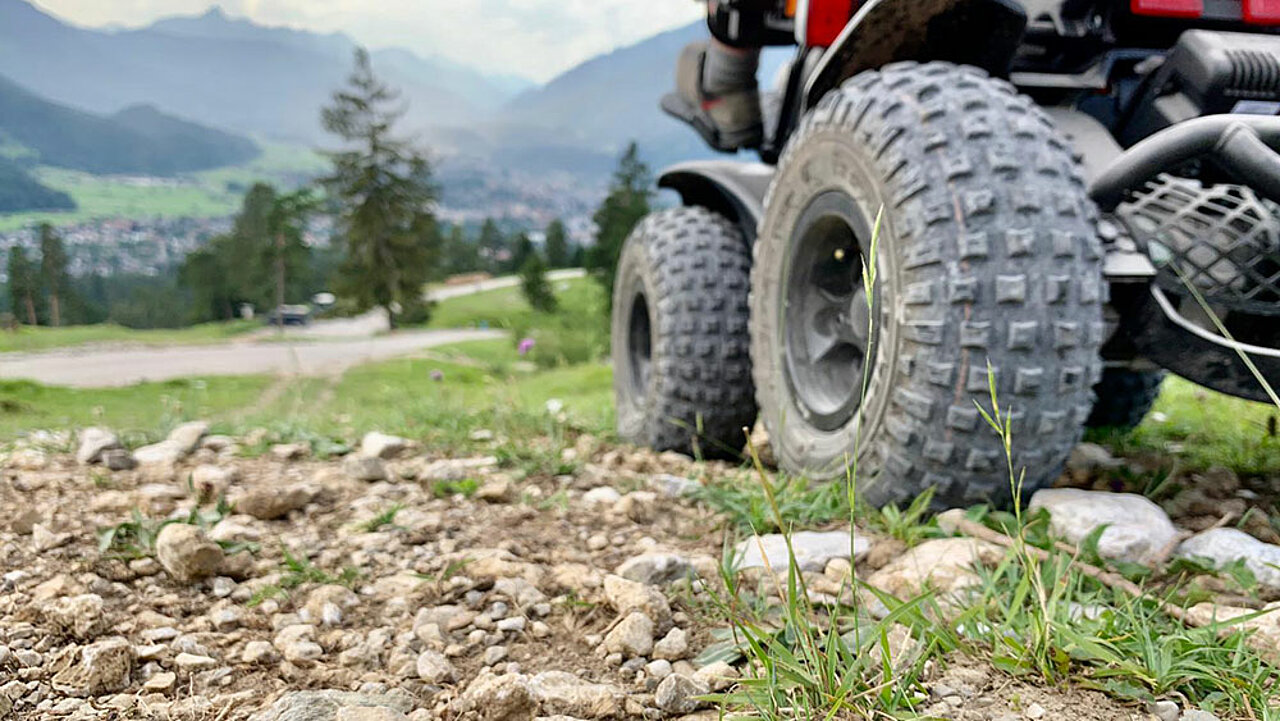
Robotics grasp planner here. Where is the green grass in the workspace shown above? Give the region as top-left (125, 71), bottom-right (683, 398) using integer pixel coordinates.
top-left (0, 141), bottom-right (325, 231)
top-left (0, 375), bottom-right (272, 443)
top-left (427, 276), bottom-right (601, 332)
top-left (0, 320), bottom-right (258, 354)
top-left (1094, 376), bottom-right (1280, 474)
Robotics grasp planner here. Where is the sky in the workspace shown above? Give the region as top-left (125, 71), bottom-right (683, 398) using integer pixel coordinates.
top-left (32, 0), bottom-right (706, 83)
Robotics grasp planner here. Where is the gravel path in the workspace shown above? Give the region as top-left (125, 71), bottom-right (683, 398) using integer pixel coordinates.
top-left (0, 329), bottom-right (502, 388)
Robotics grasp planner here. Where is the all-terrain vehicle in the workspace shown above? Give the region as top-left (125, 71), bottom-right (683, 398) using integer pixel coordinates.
top-left (611, 0), bottom-right (1280, 508)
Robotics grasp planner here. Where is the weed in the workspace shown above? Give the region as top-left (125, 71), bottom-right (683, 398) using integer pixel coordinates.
top-left (358, 503), bottom-right (404, 532)
top-left (431, 478), bottom-right (479, 499)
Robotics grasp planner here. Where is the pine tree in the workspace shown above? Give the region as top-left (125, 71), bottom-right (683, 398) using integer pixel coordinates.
top-left (587, 142), bottom-right (652, 308)
top-left (7, 245), bottom-right (38, 325)
top-left (509, 233), bottom-right (535, 274)
top-left (520, 251), bottom-right (557, 313)
top-left (544, 219), bottom-right (570, 268)
top-left (321, 47), bottom-right (439, 329)
top-left (478, 218), bottom-right (506, 273)
top-left (39, 223), bottom-right (68, 326)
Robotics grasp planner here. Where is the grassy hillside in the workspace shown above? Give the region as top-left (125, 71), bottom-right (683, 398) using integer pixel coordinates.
top-left (0, 141), bottom-right (325, 231)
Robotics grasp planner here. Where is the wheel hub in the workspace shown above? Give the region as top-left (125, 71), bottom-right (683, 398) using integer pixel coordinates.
top-left (782, 191), bottom-right (880, 432)
top-left (625, 291), bottom-right (652, 395)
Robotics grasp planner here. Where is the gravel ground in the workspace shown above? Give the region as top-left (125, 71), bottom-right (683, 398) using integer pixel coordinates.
top-left (0, 427), bottom-right (1271, 720)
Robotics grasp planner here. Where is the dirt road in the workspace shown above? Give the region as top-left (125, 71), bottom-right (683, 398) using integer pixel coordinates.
top-left (0, 269), bottom-right (584, 388)
top-left (0, 329), bottom-right (501, 388)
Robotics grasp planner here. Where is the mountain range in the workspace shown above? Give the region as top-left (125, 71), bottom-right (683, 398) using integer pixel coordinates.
top-left (0, 1), bottom-right (789, 213)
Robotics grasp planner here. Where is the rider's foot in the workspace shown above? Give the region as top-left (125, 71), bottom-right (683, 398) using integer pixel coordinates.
top-left (661, 42), bottom-right (763, 152)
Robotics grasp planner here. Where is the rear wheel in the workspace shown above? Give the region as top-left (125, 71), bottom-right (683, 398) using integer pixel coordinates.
top-left (612, 207), bottom-right (757, 458)
top-left (751, 62), bottom-right (1106, 508)
top-left (1086, 368), bottom-right (1164, 430)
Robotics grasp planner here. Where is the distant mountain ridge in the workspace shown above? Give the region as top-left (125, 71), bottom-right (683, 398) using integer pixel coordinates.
top-left (0, 73), bottom-right (258, 176)
top-left (0, 0), bottom-right (534, 142)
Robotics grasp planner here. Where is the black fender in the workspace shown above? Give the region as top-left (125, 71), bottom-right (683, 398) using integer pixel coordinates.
top-left (804, 0), bottom-right (1027, 108)
top-left (657, 161), bottom-right (775, 245)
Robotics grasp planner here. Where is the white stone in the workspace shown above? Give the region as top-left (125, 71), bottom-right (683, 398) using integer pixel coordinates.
top-left (1178, 528), bottom-right (1280, 593)
top-left (615, 553), bottom-right (692, 585)
top-left (653, 628), bottom-right (689, 660)
top-left (77, 427), bottom-right (120, 465)
top-left (416, 650), bottom-right (454, 683)
top-left (601, 611), bottom-right (654, 657)
top-left (528, 670), bottom-right (624, 719)
top-left (344, 454), bottom-right (388, 482)
top-left (361, 432), bottom-right (410, 459)
top-left (736, 530), bottom-right (870, 572)
top-left (654, 673), bottom-right (709, 714)
top-left (582, 487), bottom-right (622, 505)
top-left (1028, 488), bottom-right (1178, 564)
top-left (155, 524), bottom-right (224, 582)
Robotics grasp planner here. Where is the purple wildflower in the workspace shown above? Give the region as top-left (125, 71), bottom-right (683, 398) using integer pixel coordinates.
top-left (518, 337), bottom-right (536, 356)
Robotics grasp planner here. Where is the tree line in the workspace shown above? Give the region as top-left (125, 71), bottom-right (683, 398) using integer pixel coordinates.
top-left (4, 48), bottom-right (649, 331)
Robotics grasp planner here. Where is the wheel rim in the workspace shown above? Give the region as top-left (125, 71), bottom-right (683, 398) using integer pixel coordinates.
top-left (625, 290), bottom-right (653, 397)
top-left (783, 190), bottom-right (880, 432)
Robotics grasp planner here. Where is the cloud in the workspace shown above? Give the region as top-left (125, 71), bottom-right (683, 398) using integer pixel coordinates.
top-left (32, 0), bottom-right (706, 82)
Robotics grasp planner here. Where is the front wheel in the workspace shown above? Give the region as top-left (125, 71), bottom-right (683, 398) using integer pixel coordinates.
top-left (751, 62), bottom-right (1106, 508)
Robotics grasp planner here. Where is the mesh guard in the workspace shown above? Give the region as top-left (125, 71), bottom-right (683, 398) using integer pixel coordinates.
top-left (1116, 174), bottom-right (1280, 315)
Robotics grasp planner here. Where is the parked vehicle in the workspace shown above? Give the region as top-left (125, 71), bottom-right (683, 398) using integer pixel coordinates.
top-left (612, 0), bottom-right (1280, 507)
top-left (265, 304), bottom-right (312, 327)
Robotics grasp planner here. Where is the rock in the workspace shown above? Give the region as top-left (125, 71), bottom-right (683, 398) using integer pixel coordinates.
top-left (344, 454), bottom-right (388, 482)
top-left (248, 690), bottom-right (414, 721)
top-left (602, 575), bottom-right (671, 624)
top-left (361, 432), bottom-right (410, 459)
top-left (235, 484), bottom-right (312, 521)
top-left (133, 441), bottom-right (185, 467)
top-left (32, 523), bottom-right (71, 551)
top-left (653, 628), bottom-right (689, 661)
top-left (167, 421), bottom-right (209, 453)
top-left (615, 553), bottom-right (692, 585)
top-left (646, 658), bottom-right (673, 678)
top-left (155, 523), bottom-right (224, 582)
top-left (337, 709), bottom-right (408, 721)
top-left (1025, 702), bottom-right (1045, 719)
top-left (304, 585), bottom-right (359, 624)
top-left (1178, 528), bottom-right (1280, 593)
top-left (602, 611), bottom-right (654, 657)
top-left (1148, 700), bottom-right (1180, 721)
top-left (528, 671), bottom-right (624, 718)
top-left (416, 650), bottom-right (454, 683)
top-left (458, 669), bottom-right (536, 721)
top-left (243, 640), bottom-right (278, 664)
top-left (484, 646), bottom-right (508, 665)
top-left (77, 427), bottom-right (120, 464)
top-left (272, 443), bottom-right (311, 461)
top-left (175, 652), bottom-right (218, 670)
top-left (9, 507), bottom-right (40, 535)
top-left (692, 661), bottom-right (738, 692)
top-left (142, 670), bottom-right (176, 692)
top-left (735, 530), bottom-right (870, 572)
top-left (582, 487), bottom-right (622, 506)
top-left (419, 456), bottom-right (498, 482)
top-left (1181, 712), bottom-right (1222, 721)
top-left (1066, 442), bottom-right (1121, 473)
top-left (1186, 602), bottom-right (1280, 663)
top-left (191, 464), bottom-right (238, 501)
top-left (647, 473), bottom-right (699, 497)
top-left (866, 538), bottom-right (1004, 600)
top-left (50, 637), bottom-right (133, 697)
top-left (274, 624), bottom-right (323, 665)
top-left (42, 594), bottom-right (107, 639)
top-left (102, 449), bottom-right (137, 471)
top-left (654, 674), bottom-right (709, 714)
top-left (476, 478), bottom-right (514, 503)
top-left (1028, 488), bottom-right (1178, 564)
